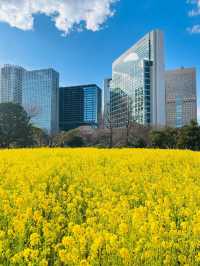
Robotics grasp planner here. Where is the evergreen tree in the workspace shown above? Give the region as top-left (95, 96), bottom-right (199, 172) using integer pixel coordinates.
top-left (150, 127), bottom-right (178, 149)
top-left (0, 102), bottom-right (33, 148)
top-left (177, 120), bottom-right (200, 151)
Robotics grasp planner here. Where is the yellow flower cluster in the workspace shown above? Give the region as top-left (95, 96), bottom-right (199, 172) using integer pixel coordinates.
top-left (0, 148), bottom-right (200, 265)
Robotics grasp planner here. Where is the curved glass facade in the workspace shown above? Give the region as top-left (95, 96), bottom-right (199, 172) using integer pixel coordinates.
top-left (111, 30), bottom-right (166, 128)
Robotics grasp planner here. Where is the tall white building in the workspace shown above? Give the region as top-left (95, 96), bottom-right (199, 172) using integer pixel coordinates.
top-left (0, 64), bottom-right (59, 134)
top-left (110, 30), bottom-right (166, 128)
top-left (165, 67), bottom-right (197, 128)
top-left (23, 69), bottom-right (59, 134)
top-left (0, 65), bottom-right (25, 104)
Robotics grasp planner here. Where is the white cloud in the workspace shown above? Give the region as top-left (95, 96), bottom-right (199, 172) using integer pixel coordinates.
top-left (187, 24), bottom-right (200, 33)
top-left (187, 0), bottom-right (200, 33)
top-left (0, 0), bottom-right (117, 35)
top-left (189, 9), bottom-right (200, 17)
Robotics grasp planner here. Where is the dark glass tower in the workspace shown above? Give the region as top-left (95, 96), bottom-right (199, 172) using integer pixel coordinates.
top-left (59, 84), bottom-right (102, 131)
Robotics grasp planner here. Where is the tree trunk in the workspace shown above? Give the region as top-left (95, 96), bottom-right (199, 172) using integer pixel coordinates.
top-left (109, 126), bottom-right (113, 148)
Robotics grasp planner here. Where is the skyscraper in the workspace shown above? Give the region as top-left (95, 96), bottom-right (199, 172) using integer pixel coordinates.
top-left (165, 67), bottom-right (197, 128)
top-left (0, 64), bottom-right (59, 134)
top-left (0, 64), bottom-right (25, 104)
top-left (59, 84), bottom-right (102, 131)
top-left (59, 86), bottom-right (84, 131)
top-left (23, 69), bottom-right (59, 134)
top-left (103, 78), bottom-right (112, 115)
top-left (110, 30), bottom-right (166, 128)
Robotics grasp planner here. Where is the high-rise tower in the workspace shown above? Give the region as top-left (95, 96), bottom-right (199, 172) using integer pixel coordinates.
top-left (0, 64), bottom-right (25, 104)
top-left (165, 67), bottom-right (197, 127)
top-left (110, 30), bottom-right (166, 128)
top-left (22, 69), bottom-right (59, 134)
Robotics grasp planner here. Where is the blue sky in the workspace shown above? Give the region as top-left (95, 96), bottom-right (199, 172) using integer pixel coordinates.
top-left (0, 0), bottom-right (199, 118)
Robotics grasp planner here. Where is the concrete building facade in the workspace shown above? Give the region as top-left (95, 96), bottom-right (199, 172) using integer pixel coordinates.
top-left (0, 64), bottom-right (25, 104)
top-left (165, 67), bottom-right (197, 128)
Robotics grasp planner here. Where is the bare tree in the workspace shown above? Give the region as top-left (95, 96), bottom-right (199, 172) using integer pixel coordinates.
top-left (32, 127), bottom-right (48, 147)
top-left (25, 104), bottom-right (41, 119)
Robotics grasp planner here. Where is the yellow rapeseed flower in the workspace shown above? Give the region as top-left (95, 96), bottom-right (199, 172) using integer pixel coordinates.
top-left (0, 148), bottom-right (199, 265)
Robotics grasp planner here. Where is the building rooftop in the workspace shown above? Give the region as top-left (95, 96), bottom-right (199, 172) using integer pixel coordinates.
top-left (60, 84), bottom-right (101, 90)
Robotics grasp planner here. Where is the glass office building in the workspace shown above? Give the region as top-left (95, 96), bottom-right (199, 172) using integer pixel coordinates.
top-left (103, 78), bottom-right (112, 115)
top-left (83, 86), bottom-right (101, 125)
top-left (111, 30), bottom-right (166, 128)
top-left (0, 64), bottom-right (25, 104)
top-left (23, 69), bottom-right (59, 134)
top-left (165, 68), bottom-right (197, 127)
top-left (59, 84), bottom-right (102, 131)
top-left (59, 86), bottom-right (84, 131)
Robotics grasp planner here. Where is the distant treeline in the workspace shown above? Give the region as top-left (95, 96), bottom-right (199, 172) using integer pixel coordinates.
top-left (0, 102), bottom-right (200, 151)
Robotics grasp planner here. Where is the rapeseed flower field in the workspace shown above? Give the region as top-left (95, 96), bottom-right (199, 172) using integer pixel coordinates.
top-left (0, 148), bottom-right (200, 265)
